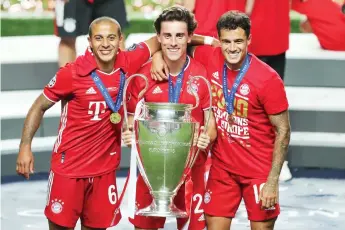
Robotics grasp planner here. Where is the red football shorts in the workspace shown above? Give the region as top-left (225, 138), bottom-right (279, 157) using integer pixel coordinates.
top-left (44, 170), bottom-right (122, 228)
top-left (204, 164), bottom-right (280, 221)
top-left (129, 155), bottom-right (207, 230)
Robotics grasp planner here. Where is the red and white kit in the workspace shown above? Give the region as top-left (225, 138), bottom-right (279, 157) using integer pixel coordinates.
top-left (193, 46), bottom-right (289, 221)
top-left (44, 43), bottom-right (151, 228)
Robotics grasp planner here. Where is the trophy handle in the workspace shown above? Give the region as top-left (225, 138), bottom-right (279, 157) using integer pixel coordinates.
top-left (122, 73), bottom-right (149, 130)
top-left (186, 75), bottom-right (213, 169)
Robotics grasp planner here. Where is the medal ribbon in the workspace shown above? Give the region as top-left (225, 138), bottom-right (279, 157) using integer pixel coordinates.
top-left (168, 57), bottom-right (189, 103)
top-left (91, 69), bottom-right (126, 113)
top-left (222, 54), bottom-right (250, 115)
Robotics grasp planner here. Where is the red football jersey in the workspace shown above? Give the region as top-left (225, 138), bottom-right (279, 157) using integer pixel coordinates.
top-left (43, 43), bottom-right (151, 177)
top-left (193, 0), bottom-right (229, 38)
top-left (227, 0), bottom-right (246, 12)
top-left (194, 46), bottom-right (289, 179)
top-left (249, 0), bottom-right (290, 55)
top-left (128, 56), bottom-right (211, 127)
top-left (291, 0), bottom-right (345, 51)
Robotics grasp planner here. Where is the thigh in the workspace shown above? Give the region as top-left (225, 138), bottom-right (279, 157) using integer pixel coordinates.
top-left (82, 171), bottom-right (122, 228)
top-left (129, 175), bottom-right (166, 229)
top-left (93, 0), bottom-right (129, 28)
top-left (44, 171), bottom-right (84, 228)
top-left (242, 178), bottom-right (280, 221)
top-left (48, 220), bottom-right (74, 230)
top-left (250, 217), bottom-right (277, 230)
top-left (204, 165), bottom-right (242, 218)
top-left (205, 215), bottom-right (231, 230)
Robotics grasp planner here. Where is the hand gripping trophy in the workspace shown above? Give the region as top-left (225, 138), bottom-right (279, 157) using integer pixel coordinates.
top-left (123, 74), bottom-right (212, 217)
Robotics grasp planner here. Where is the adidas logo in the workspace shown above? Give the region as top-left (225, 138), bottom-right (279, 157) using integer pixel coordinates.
top-left (198, 215), bottom-right (205, 221)
top-left (212, 71), bottom-right (219, 79)
top-left (86, 87), bottom-right (97, 94)
top-left (152, 86), bottom-right (163, 94)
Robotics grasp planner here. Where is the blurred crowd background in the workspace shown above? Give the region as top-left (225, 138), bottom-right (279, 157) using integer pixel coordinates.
top-left (1, 0), bottom-right (174, 18)
top-left (1, 0), bottom-right (307, 37)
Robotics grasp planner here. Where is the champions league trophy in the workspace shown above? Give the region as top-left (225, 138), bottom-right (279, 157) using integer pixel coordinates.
top-left (123, 74), bottom-right (212, 217)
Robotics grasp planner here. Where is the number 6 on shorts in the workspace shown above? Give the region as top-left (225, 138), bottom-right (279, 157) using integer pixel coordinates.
top-left (108, 185), bottom-right (117, 205)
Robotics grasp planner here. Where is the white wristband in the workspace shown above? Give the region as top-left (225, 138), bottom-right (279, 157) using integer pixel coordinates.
top-left (204, 36), bottom-right (214, 45)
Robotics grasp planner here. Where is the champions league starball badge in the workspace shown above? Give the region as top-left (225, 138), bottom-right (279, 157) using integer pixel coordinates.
top-left (110, 112), bottom-right (121, 124)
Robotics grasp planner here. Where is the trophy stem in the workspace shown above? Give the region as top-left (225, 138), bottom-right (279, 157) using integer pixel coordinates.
top-left (136, 192), bottom-right (188, 218)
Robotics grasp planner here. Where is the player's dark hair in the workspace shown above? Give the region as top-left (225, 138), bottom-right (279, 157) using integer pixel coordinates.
top-left (154, 6), bottom-right (197, 35)
top-left (342, 4), bottom-right (345, 15)
top-left (217, 11), bottom-right (251, 38)
top-left (88, 16), bottom-right (122, 37)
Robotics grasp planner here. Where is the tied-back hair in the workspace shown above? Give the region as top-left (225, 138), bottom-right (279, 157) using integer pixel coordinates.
top-left (217, 11), bottom-right (251, 38)
top-left (154, 6), bottom-right (197, 35)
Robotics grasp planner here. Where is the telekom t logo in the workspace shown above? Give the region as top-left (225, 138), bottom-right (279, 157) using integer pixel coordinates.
top-left (88, 101), bottom-right (106, 120)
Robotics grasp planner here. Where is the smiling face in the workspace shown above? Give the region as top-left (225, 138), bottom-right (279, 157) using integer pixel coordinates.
top-left (88, 20), bottom-right (122, 65)
top-left (157, 20), bottom-right (192, 62)
top-left (219, 27), bottom-right (251, 70)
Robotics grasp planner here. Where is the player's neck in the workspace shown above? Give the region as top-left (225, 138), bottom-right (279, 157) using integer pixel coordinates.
top-left (165, 54), bottom-right (188, 76)
top-left (95, 58), bottom-right (116, 74)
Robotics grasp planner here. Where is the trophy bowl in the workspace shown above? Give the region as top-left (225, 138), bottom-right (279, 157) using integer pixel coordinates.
top-left (134, 102), bottom-right (199, 217)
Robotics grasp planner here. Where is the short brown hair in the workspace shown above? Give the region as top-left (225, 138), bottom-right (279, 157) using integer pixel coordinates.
top-left (217, 11), bottom-right (251, 38)
top-left (154, 6), bottom-right (197, 35)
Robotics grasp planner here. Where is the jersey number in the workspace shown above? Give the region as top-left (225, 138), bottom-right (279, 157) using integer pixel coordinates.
top-left (108, 185), bottom-right (117, 205)
top-left (193, 193), bottom-right (204, 214)
top-left (253, 183), bottom-right (265, 204)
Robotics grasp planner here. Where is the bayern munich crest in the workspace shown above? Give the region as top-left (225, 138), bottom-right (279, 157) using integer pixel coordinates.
top-left (51, 199), bottom-right (64, 214)
top-left (239, 83), bottom-right (250, 96)
top-left (204, 191), bottom-right (211, 204)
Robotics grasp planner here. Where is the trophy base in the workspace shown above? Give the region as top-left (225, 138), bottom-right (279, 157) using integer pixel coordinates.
top-left (136, 202), bottom-right (188, 218)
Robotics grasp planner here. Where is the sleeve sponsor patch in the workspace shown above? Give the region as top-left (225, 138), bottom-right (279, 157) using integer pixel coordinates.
top-left (47, 75), bottom-right (57, 88)
top-left (127, 44), bottom-right (137, 51)
top-left (127, 43), bottom-right (144, 51)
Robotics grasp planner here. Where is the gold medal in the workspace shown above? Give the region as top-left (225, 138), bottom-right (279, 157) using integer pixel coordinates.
top-left (110, 112), bottom-right (121, 124)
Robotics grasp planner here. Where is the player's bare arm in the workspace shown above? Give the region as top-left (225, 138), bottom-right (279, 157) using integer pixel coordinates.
top-left (122, 114), bottom-right (134, 147)
top-left (16, 94), bottom-right (55, 179)
top-left (181, 0), bottom-right (196, 11)
top-left (197, 110), bottom-right (217, 150)
top-left (143, 36), bottom-right (164, 58)
top-left (260, 110), bottom-right (291, 208)
top-left (205, 110), bottom-right (217, 143)
top-left (245, 0), bottom-right (255, 15)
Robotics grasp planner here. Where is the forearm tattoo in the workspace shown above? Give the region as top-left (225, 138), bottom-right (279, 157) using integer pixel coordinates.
top-left (20, 94), bottom-right (54, 147)
top-left (267, 111), bottom-right (291, 183)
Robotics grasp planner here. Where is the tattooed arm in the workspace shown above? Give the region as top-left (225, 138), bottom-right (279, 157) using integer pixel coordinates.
top-left (267, 110), bottom-right (291, 182)
top-left (16, 94), bottom-right (55, 179)
top-left (259, 110), bottom-right (291, 209)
